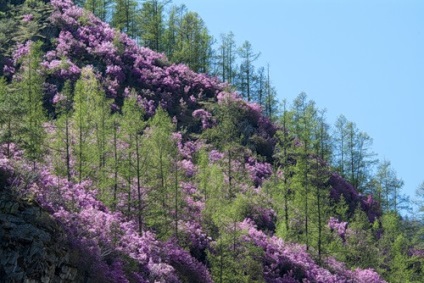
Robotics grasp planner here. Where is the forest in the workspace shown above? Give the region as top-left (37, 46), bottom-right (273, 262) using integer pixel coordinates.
top-left (0, 0), bottom-right (423, 282)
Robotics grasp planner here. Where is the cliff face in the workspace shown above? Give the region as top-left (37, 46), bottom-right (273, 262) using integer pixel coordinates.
top-left (0, 188), bottom-right (82, 283)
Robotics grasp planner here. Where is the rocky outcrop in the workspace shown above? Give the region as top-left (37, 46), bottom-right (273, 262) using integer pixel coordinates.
top-left (0, 188), bottom-right (82, 283)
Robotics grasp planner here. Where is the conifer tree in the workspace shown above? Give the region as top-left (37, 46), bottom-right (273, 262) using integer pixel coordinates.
top-left (0, 77), bottom-right (22, 158)
top-left (111, 0), bottom-right (138, 39)
top-left (237, 40), bottom-right (260, 102)
top-left (291, 92), bottom-right (317, 250)
top-left (344, 206), bottom-right (379, 269)
top-left (72, 67), bottom-right (100, 183)
top-left (172, 10), bottom-right (212, 73)
top-left (372, 160), bottom-right (405, 213)
top-left (143, 107), bottom-right (177, 238)
top-left (163, 4), bottom-right (185, 61)
top-left (264, 64), bottom-right (278, 120)
top-left (85, 0), bottom-right (111, 22)
top-left (310, 110), bottom-right (332, 262)
top-left (120, 91), bottom-right (145, 231)
top-left (17, 41), bottom-right (45, 167)
top-left (333, 114), bottom-right (348, 177)
top-left (52, 80), bottom-right (73, 181)
top-left (138, 0), bottom-right (170, 52)
top-left (215, 32), bottom-right (237, 84)
top-left (272, 99), bottom-right (294, 236)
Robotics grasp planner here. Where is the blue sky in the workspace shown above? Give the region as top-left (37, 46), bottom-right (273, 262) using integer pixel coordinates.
top-left (172, 0), bottom-right (424, 211)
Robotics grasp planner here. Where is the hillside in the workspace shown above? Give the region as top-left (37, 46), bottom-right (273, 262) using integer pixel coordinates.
top-left (0, 0), bottom-right (423, 282)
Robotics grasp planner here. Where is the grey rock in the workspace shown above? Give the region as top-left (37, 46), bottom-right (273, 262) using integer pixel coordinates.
top-left (0, 187), bottom-right (88, 283)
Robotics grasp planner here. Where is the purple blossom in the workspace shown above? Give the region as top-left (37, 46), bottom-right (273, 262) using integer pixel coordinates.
top-left (246, 156), bottom-right (273, 187)
top-left (209, 150), bottom-right (224, 162)
top-left (328, 217), bottom-right (348, 242)
top-left (179, 159), bottom-right (196, 178)
top-left (22, 14), bottom-right (34, 22)
top-left (192, 108), bottom-right (213, 129)
top-left (12, 41), bottom-right (32, 63)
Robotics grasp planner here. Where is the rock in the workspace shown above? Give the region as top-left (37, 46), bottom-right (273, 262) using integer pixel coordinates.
top-left (0, 187), bottom-right (87, 283)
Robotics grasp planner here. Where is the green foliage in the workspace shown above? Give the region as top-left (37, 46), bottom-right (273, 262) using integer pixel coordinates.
top-left (51, 80), bottom-right (73, 180)
top-left (345, 208), bottom-right (379, 269)
top-left (85, 0), bottom-right (112, 22)
top-left (143, 107), bottom-right (178, 239)
top-left (171, 10), bottom-right (212, 73)
top-left (17, 41), bottom-right (46, 165)
top-left (120, 90), bottom-right (146, 230)
top-left (138, 0), bottom-right (170, 52)
top-left (0, 77), bottom-right (24, 157)
top-left (72, 66), bottom-right (111, 185)
top-left (111, 0), bottom-right (138, 39)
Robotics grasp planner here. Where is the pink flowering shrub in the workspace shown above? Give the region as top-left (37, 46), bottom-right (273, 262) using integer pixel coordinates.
top-left (0, 148), bottom-right (184, 282)
top-left (329, 173), bottom-right (381, 221)
top-left (192, 108), bottom-right (213, 129)
top-left (12, 41), bottom-right (32, 64)
top-left (240, 219), bottom-right (386, 283)
top-left (246, 156), bottom-right (273, 187)
top-left (328, 217), bottom-right (348, 243)
top-left (209, 150), bottom-right (224, 162)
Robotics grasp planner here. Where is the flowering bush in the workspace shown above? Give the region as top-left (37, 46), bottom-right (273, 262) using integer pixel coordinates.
top-left (328, 217), bottom-right (348, 243)
top-left (240, 219), bottom-right (386, 283)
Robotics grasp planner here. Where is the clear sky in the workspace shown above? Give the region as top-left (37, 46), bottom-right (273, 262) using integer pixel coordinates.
top-left (171, 0), bottom-right (424, 211)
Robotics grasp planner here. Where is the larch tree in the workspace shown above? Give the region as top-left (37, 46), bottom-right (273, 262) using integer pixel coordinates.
top-left (143, 107), bottom-right (177, 239)
top-left (120, 91), bottom-right (146, 232)
top-left (271, 99), bottom-right (295, 236)
top-left (372, 160), bottom-right (405, 213)
top-left (215, 31), bottom-right (237, 84)
top-left (111, 0), bottom-right (139, 39)
top-left (237, 40), bottom-right (260, 102)
top-left (333, 114), bottom-right (348, 178)
top-left (0, 77), bottom-right (23, 158)
top-left (163, 4), bottom-right (186, 61)
top-left (264, 64), bottom-right (279, 120)
top-left (254, 66), bottom-right (266, 108)
top-left (16, 41), bottom-right (46, 168)
top-left (71, 66), bottom-right (100, 183)
top-left (138, 0), bottom-right (170, 52)
top-left (310, 109), bottom-right (332, 262)
top-left (52, 80), bottom-right (73, 181)
top-left (291, 92), bottom-right (318, 250)
top-left (173, 11), bottom-right (213, 73)
top-left (84, 0), bottom-right (112, 22)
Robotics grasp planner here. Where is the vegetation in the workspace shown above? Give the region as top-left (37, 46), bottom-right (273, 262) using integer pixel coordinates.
top-left (0, 0), bottom-right (423, 282)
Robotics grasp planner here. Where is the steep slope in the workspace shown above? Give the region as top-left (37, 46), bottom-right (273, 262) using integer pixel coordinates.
top-left (0, 164), bottom-right (82, 282)
top-left (0, 0), bottom-right (389, 282)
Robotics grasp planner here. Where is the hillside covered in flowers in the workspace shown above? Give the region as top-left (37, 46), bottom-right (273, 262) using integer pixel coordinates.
top-left (0, 0), bottom-right (423, 282)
